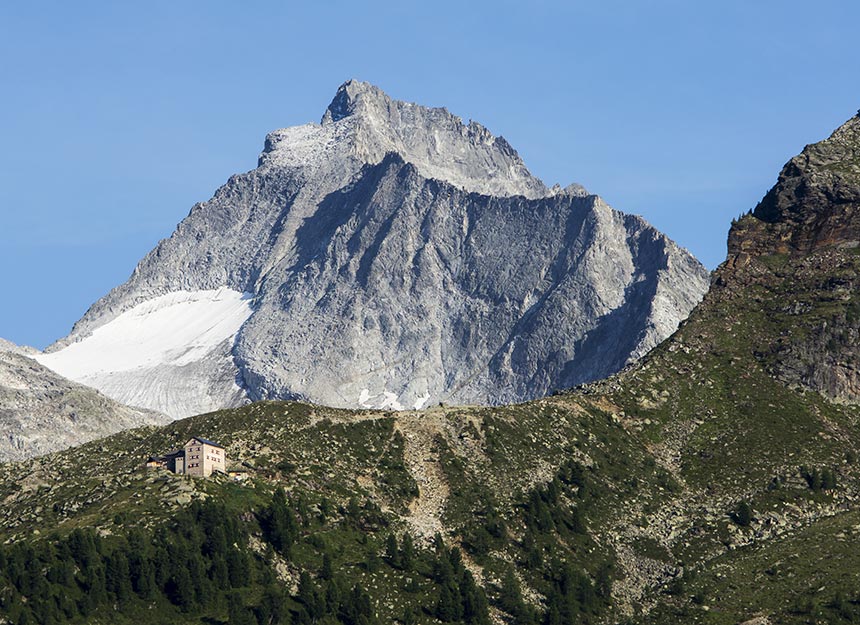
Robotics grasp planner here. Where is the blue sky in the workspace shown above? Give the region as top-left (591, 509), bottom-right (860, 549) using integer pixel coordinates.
top-left (1, 1), bottom-right (858, 348)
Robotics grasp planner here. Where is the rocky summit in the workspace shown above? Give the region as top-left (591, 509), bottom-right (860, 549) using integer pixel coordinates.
top-left (38, 81), bottom-right (709, 418)
top-left (729, 112), bottom-right (860, 258)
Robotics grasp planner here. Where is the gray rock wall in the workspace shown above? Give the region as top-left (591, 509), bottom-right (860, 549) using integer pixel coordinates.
top-left (45, 81), bottom-right (710, 415)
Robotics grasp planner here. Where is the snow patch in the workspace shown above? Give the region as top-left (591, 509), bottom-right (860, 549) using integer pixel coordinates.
top-left (37, 289), bottom-right (254, 379)
top-left (358, 388), bottom-right (373, 408)
top-left (413, 394), bottom-right (430, 410)
top-left (378, 392), bottom-right (404, 411)
top-left (358, 388), bottom-right (413, 411)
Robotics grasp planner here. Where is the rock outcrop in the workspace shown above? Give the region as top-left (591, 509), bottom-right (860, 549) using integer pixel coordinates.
top-left (728, 113), bottom-right (860, 259)
top-left (721, 112), bottom-right (860, 402)
top-left (39, 81), bottom-right (710, 417)
top-left (0, 340), bottom-right (168, 461)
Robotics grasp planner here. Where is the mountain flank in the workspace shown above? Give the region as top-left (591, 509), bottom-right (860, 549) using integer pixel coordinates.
top-left (35, 80), bottom-right (709, 419)
top-left (0, 338), bottom-right (168, 462)
top-left (725, 112), bottom-right (860, 403)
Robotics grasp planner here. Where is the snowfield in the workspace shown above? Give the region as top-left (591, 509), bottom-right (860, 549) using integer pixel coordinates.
top-left (38, 289), bottom-right (254, 377)
top-left (36, 289), bottom-right (254, 418)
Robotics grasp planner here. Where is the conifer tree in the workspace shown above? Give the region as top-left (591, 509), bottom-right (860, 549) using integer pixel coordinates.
top-left (105, 549), bottom-right (132, 604)
top-left (227, 591), bottom-right (255, 625)
top-left (400, 533), bottom-right (415, 571)
top-left (436, 582), bottom-right (460, 622)
top-left (167, 568), bottom-right (195, 611)
top-left (385, 533), bottom-right (400, 568)
top-left (227, 548), bottom-right (251, 588)
top-left (341, 584), bottom-right (375, 625)
top-left (734, 500), bottom-right (753, 527)
top-left (265, 489), bottom-right (299, 555)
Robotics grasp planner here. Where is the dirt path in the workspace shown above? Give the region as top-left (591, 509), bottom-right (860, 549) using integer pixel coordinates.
top-left (395, 414), bottom-right (451, 543)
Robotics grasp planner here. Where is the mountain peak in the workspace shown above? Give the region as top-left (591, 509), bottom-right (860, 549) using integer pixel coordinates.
top-left (260, 80), bottom-right (551, 199)
top-left (321, 79), bottom-right (390, 124)
top-left (728, 111), bottom-right (860, 259)
top-left (39, 83), bottom-right (707, 419)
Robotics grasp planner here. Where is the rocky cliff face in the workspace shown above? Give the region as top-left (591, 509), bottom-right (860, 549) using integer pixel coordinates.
top-left (720, 112), bottom-right (860, 402)
top-left (728, 113), bottom-right (860, 259)
top-left (0, 340), bottom-right (168, 461)
top-left (40, 81), bottom-right (709, 417)
top-left (236, 154), bottom-right (707, 409)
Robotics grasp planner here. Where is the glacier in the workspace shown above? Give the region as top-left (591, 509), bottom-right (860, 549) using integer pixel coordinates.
top-left (37, 289), bottom-right (254, 417)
